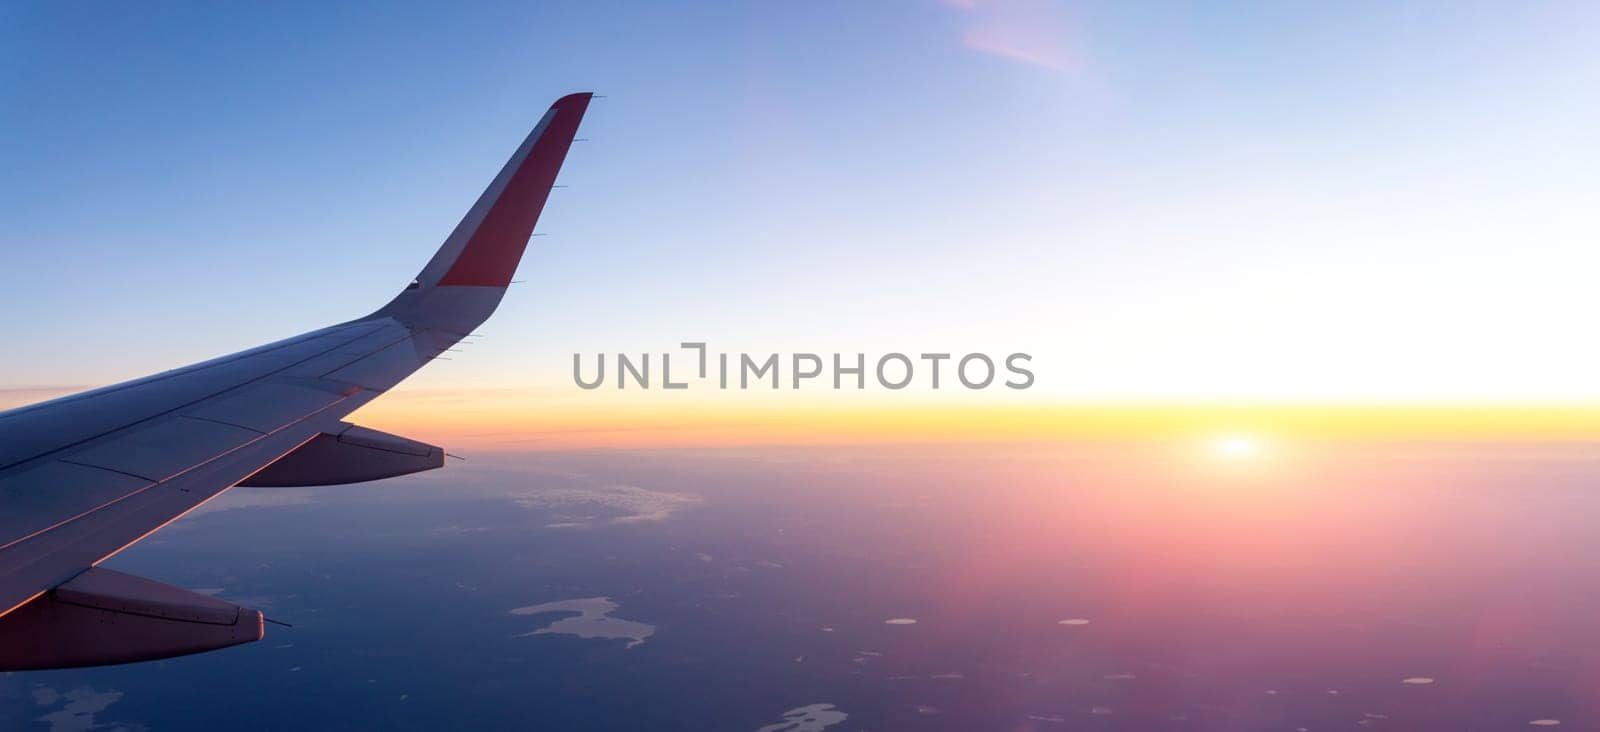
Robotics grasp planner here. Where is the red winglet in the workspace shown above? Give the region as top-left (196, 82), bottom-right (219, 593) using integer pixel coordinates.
top-left (436, 92), bottom-right (592, 287)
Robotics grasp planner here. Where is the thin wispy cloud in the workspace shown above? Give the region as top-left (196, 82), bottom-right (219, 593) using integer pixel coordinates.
top-left (510, 483), bottom-right (700, 525)
top-left (943, 0), bottom-right (1079, 72)
top-left (186, 488), bottom-right (316, 516)
top-left (0, 385), bottom-right (88, 410)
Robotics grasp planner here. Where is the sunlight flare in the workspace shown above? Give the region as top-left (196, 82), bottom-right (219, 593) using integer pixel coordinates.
top-left (1212, 434), bottom-right (1262, 460)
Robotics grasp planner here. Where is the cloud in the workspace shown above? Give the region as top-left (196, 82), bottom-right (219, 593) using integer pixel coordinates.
top-left (944, 0), bottom-right (1080, 71)
top-left (511, 484), bottom-right (700, 525)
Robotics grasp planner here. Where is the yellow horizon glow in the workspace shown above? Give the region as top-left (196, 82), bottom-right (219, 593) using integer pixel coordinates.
top-left (347, 392), bottom-right (1600, 451)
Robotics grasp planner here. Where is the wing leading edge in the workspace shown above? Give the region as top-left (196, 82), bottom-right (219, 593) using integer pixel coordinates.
top-left (0, 93), bottom-right (594, 670)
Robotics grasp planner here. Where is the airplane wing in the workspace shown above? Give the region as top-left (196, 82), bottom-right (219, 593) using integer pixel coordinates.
top-left (0, 92), bottom-right (593, 670)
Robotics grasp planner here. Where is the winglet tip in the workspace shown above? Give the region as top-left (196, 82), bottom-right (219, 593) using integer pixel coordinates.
top-left (554, 92), bottom-right (595, 109)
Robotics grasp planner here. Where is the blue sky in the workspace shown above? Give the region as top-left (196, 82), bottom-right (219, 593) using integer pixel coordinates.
top-left (4, 1), bottom-right (1600, 403)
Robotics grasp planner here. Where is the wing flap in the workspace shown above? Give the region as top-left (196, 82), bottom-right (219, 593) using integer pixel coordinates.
top-left (0, 462), bottom-right (153, 553)
top-left (183, 382), bottom-right (348, 433)
top-left (64, 417), bottom-right (263, 483)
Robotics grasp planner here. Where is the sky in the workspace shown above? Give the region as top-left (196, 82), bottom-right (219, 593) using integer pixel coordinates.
top-left (4, 1), bottom-right (1600, 446)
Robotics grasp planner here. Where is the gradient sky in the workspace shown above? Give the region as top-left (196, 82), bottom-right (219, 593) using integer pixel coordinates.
top-left (4, 1), bottom-right (1600, 426)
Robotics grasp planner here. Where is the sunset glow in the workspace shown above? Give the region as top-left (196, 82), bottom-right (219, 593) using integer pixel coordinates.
top-left (8, 2), bottom-right (1600, 728)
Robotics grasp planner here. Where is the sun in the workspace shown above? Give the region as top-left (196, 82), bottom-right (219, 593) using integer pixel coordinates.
top-left (1211, 434), bottom-right (1261, 460)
